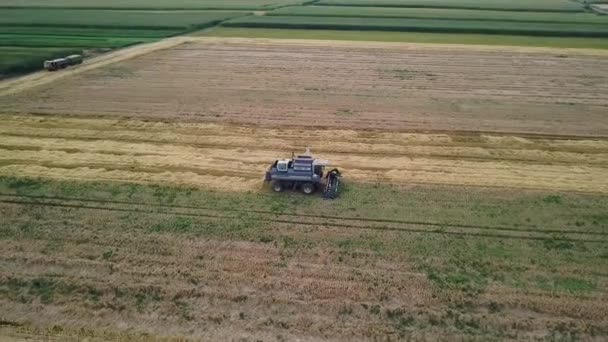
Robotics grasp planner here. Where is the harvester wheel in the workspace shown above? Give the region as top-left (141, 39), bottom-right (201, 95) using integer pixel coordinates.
top-left (301, 183), bottom-right (315, 195)
top-left (272, 182), bottom-right (283, 192)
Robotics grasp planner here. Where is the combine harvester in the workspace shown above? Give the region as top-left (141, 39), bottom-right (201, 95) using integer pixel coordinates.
top-left (43, 54), bottom-right (83, 71)
top-left (265, 148), bottom-right (342, 199)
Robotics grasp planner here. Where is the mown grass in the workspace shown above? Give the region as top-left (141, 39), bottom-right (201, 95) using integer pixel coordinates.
top-left (0, 0), bottom-right (305, 10)
top-left (200, 27), bottom-right (608, 49)
top-left (0, 176), bottom-right (606, 298)
top-left (315, 0), bottom-right (585, 12)
top-left (222, 15), bottom-right (608, 37)
top-left (270, 6), bottom-right (608, 24)
top-left (2, 176), bottom-right (606, 233)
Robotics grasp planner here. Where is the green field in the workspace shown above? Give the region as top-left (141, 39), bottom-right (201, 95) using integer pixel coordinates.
top-left (0, 9), bottom-right (246, 29)
top-left (223, 15), bottom-right (608, 37)
top-left (0, 9), bottom-right (249, 77)
top-left (2, 0), bottom-right (607, 78)
top-left (201, 27), bottom-right (608, 49)
top-left (315, 0), bottom-right (585, 12)
top-left (0, 26), bottom-right (176, 48)
top-left (0, 0), bottom-right (305, 10)
top-left (0, 47), bottom-right (82, 76)
top-left (2, 176), bottom-right (607, 294)
top-left (270, 6), bottom-right (608, 24)
top-left (1, 176), bottom-right (606, 338)
top-left (0, 34), bottom-right (160, 49)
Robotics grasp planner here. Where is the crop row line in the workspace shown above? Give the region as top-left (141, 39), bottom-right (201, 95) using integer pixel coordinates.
top-left (3, 117), bottom-right (607, 141)
top-left (2, 138), bottom-right (605, 168)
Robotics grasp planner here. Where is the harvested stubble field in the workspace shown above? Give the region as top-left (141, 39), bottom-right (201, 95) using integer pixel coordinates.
top-left (0, 115), bottom-right (607, 193)
top-left (3, 38), bottom-right (608, 136)
top-left (1, 38), bottom-right (608, 340)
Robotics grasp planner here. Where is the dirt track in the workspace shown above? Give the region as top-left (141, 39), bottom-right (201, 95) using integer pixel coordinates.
top-left (0, 115), bottom-right (606, 193)
top-left (2, 38), bottom-right (608, 136)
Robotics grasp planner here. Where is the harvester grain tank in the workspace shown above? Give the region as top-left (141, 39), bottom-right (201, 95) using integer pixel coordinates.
top-left (44, 54), bottom-right (83, 71)
top-left (264, 148), bottom-right (341, 199)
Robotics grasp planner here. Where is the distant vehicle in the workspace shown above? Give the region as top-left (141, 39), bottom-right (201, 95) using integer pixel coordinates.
top-left (44, 54), bottom-right (83, 71)
top-left (265, 148), bottom-right (342, 199)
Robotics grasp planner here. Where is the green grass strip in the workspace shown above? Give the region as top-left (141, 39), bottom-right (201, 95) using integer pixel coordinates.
top-left (0, 0), bottom-right (305, 10)
top-left (315, 0), bottom-right (585, 12)
top-left (199, 27), bottom-right (608, 49)
top-left (0, 9), bottom-right (248, 30)
top-left (222, 16), bottom-right (608, 37)
top-left (270, 6), bottom-right (608, 24)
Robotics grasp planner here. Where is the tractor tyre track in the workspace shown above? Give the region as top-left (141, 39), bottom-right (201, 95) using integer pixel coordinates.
top-left (2, 195), bottom-right (606, 243)
top-left (1, 192), bottom-right (604, 235)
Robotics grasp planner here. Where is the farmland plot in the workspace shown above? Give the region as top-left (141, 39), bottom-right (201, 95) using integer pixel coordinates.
top-left (1, 38), bottom-right (607, 340)
top-left (0, 0), bottom-right (306, 10)
top-left (315, 0), bottom-right (585, 12)
top-left (269, 6), bottom-right (608, 24)
top-left (0, 27), bottom-right (173, 48)
top-left (223, 16), bottom-right (608, 37)
top-left (0, 47), bottom-right (81, 76)
top-left (0, 10), bottom-right (248, 76)
top-left (201, 27), bottom-right (608, 49)
top-left (0, 176), bottom-right (607, 340)
top-left (1, 115), bottom-right (608, 193)
top-left (3, 38), bottom-right (608, 136)
top-left (0, 9), bottom-right (247, 30)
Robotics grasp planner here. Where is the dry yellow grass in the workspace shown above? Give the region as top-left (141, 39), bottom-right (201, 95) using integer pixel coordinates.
top-left (0, 115), bottom-right (606, 193)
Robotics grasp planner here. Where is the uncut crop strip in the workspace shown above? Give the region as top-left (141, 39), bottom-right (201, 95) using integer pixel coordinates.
top-left (2, 194), bottom-right (606, 242)
top-left (222, 16), bottom-right (608, 37)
